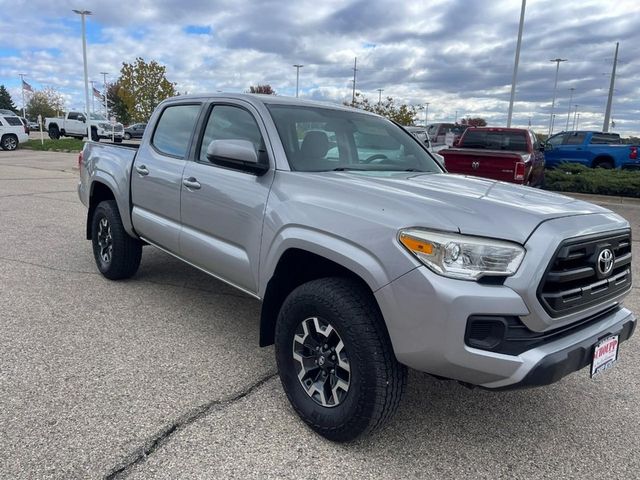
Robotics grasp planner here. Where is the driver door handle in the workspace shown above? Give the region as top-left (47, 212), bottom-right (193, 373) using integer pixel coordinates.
top-left (135, 164), bottom-right (149, 176)
top-left (183, 177), bottom-right (201, 190)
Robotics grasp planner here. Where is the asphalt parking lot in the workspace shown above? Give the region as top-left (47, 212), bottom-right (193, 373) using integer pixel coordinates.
top-left (1, 149), bottom-right (639, 479)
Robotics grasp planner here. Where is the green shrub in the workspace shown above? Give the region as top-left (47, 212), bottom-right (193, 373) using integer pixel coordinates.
top-left (544, 163), bottom-right (640, 198)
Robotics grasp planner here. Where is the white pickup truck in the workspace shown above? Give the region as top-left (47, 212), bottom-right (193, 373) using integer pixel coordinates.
top-left (45, 111), bottom-right (124, 142)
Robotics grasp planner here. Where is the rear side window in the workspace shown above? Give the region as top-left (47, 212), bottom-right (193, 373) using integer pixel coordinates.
top-left (152, 104), bottom-right (201, 158)
top-left (590, 133), bottom-right (621, 145)
top-left (4, 117), bottom-right (23, 126)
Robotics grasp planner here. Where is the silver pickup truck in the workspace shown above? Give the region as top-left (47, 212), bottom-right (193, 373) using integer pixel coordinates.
top-left (79, 94), bottom-right (635, 441)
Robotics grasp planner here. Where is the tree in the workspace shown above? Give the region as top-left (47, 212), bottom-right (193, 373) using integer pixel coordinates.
top-left (118, 57), bottom-right (177, 123)
top-left (248, 84), bottom-right (276, 95)
top-left (346, 92), bottom-right (417, 125)
top-left (107, 81), bottom-right (132, 125)
top-left (0, 85), bottom-right (18, 113)
top-left (25, 87), bottom-right (65, 121)
top-left (460, 117), bottom-right (487, 127)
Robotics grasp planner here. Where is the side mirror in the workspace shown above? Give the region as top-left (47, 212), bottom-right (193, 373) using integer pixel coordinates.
top-left (206, 139), bottom-right (268, 175)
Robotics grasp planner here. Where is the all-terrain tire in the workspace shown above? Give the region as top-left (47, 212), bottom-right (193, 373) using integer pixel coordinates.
top-left (275, 277), bottom-right (407, 442)
top-left (91, 200), bottom-right (142, 280)
top-left (91, 128), bottom-right (99, 142)
top-left (1, 134), bottom-right (18, 151)
top-left (48, 126), bottom-right (60, 140)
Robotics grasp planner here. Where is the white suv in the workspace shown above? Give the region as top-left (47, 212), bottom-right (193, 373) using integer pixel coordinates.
top-left (0, 110), bottom-right (29, 151)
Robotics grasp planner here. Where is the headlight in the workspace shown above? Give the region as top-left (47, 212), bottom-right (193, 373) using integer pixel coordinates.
top-left (398, 228), bottom-right (525, 280)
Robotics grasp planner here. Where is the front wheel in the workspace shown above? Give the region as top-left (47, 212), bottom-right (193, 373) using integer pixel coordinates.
top-left (275, 277), bottom-right (407, 441)
top-left (124, 133), bottom-right (131, 140)
top-left (91, 129), bottom-right (99, 142)
top-left (91, 200), bottom-right (142, 280)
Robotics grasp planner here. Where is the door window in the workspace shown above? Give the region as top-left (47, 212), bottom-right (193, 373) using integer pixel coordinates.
top-left (152, 104), bottom-right (201, 158)
top-left (199, 105), bottom-right (266, 163)
top-left (564, 132), bottom-right (586, 145)
top-left (547, 134), bottom-right (566, 147)
top-left (68, 112), bottom-right (79, 121)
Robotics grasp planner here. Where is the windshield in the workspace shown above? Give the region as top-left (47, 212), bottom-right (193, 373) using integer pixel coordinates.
top-left (460, 130), bottom-right (528, 151)
top-left (267, 105), bottom-right (442, 173)
top-left (89, 113), bottom-right (107, 121)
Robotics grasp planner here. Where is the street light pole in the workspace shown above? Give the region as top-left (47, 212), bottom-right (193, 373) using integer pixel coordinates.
top-left (506, 0), bottom-right (526, 127)
top-left (572, 105), bottom-right (579, 130)
top-left (603, 42), bottom-right (619, 132)
top-left (548, 58), bottom-right (568, 135)
top-left (100, 72), bottom-right (109, 118)
top-left (565, 87), bottom-right (575, 131)
top-left (351, 57), bottom-right (357, 104)
top-left (89, 80), bottom-right (96, 114)
top-left (73, 9), bottom-right (92, 140)
top-left (19, 73), bottom-right (27, 118)
top-left (293, 64), bottom-right (303, 98)
top-left (377, 88), bottom-right (383, 105)
top-left (424, 103), bottom-right (430, 128)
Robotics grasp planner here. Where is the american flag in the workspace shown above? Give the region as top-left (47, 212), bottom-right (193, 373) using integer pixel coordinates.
top-left (22, 79), bottom-right (33, 93)
top-left (93, 87), bottom-right (104, 100)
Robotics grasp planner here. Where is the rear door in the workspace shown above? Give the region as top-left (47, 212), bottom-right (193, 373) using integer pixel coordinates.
top-left (179, 100), bottom-right (275, 295)
top-left (131, 103), bottom-right (202, 253)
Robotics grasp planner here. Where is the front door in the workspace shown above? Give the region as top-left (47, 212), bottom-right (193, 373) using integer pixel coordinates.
top-left (131, 103), bottom-right (202, 253)
top-left (179, 101), bottom-right (274, 295)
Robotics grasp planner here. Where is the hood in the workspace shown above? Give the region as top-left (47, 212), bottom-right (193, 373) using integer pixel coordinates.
top-left (312, 172), bottom-right (611, 244)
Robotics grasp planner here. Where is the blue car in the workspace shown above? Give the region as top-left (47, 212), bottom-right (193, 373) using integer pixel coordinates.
top-left (545, 131), bottom-right (639, 169)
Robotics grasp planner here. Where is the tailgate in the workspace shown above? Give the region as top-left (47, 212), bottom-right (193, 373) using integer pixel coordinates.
top-left (442, 149), bottom-right (527, 182)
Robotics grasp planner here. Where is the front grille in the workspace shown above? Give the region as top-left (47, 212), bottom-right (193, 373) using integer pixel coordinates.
top-left (538, 230), bottom-right (632, 317)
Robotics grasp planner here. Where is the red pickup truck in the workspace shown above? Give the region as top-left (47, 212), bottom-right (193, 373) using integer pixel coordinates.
top-left (440, 127), bottom-right (545, 187)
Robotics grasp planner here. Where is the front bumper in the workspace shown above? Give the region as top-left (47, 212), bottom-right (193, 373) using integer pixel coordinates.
top-left (375, 265), bottom-right (636, 388)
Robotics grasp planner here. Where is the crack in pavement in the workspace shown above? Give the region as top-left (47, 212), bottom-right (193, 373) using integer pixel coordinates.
top-left (103, 371), bottom-right (279, 479)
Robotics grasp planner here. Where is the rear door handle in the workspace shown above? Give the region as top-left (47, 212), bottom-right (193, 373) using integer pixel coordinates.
top-left (135, 164), bottom-right (149, 176)
top-left (182, 177), bottom-right (201, 190)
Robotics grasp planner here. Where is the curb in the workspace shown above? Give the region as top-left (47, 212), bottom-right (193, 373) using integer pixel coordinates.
top-left (559, 191), bottom-right (640, 207)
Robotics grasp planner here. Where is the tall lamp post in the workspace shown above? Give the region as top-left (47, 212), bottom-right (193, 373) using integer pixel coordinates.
top-left (565, 87), bottom-right (575, 131)
top-left (377, 88), bottom-right (383, 105)
top-left (424, 102), bottom-right (430, 128)
top-left (603, 42), bottom-right (619, 132)
top-left (293, 64), bottom-right (303, 98)
top-left (506, 0), bottom-right (526, 127)
top-left (73, 9), bottom-right (92, 140)
top-left (548, 58), bottom-right (567, 135)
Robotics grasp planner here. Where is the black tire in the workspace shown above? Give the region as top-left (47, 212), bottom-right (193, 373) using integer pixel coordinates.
top-left (1, 134), bottom-right (18, 151)
top-left (114, 138), bottom-right (123, 143)
top-left (91, 128), bottom-right (99, 142)
top-left (593, 158), bottom-right (614, 169)
top-left (275, 277), bottom-right (406, 441)
top-left (48, 126), bottom-right (60, 140)
top-left (91, 200), bottom-right (142, 280)
top-left (124, 132), bottom-right (131, 140)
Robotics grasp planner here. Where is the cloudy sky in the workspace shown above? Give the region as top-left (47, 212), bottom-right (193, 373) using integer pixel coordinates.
top-left (1, 0), bottom-right (638, 134)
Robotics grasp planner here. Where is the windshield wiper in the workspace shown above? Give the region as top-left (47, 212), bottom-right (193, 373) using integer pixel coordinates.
top-left (332, 166), bottom-right (368, 171)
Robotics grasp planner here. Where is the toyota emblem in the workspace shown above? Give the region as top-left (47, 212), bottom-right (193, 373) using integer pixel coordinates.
top-left (471, 161), bottom-right (480, 170)
top-left (597, 248), bottom-right (614, 276)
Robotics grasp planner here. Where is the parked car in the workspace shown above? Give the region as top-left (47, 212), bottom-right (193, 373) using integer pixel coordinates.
top-left (28, 120), bottom-right (40, 131)
top-left (440, 127), bottom-right (545, 187)
top-left (79, 94), bottom-right (634, 441)
top-left (426, 123), bottom-right (468, 146)
top-left (45, 111), bottom-right (124, 142)
top-left (124, 123), bottom-right (147, 140)
top-left (404, 126), bottom-right (430, 146)
top-left (545, 131), bottom-right (640, 169)
top-left (0, 112), bottom-right (29, 150)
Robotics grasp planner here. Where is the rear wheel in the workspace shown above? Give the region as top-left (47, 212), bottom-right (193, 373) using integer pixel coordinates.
top-left (91, 128), bottom-right (99, 142)
top-left (593, 158), bottom-right (614, 169)
top-left (91, 200), bottom-right (142, 280)
top-left (275, 277), bottom-right (406, 441)
top-left (124, 132), bottom-right (131, 140)
top-left (48, 126), bottom-right (60, 140)
top-left (1, 134), bottom-right (18, 151)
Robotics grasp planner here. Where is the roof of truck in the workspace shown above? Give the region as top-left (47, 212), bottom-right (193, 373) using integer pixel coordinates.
top-left (162, 92), bottom-right (375, 115)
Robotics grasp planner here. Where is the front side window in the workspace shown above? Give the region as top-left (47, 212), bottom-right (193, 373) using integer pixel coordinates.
top-left (68, 112), bottom-right (79, 121)
top-left (152, 104), bottom-right (201, 158)
top-left (547, 133), bottom-right (566, 147)
top-left (199, 105), bottom-right (266, 162)
top-left (267, 105), bottom-right (442, 173)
